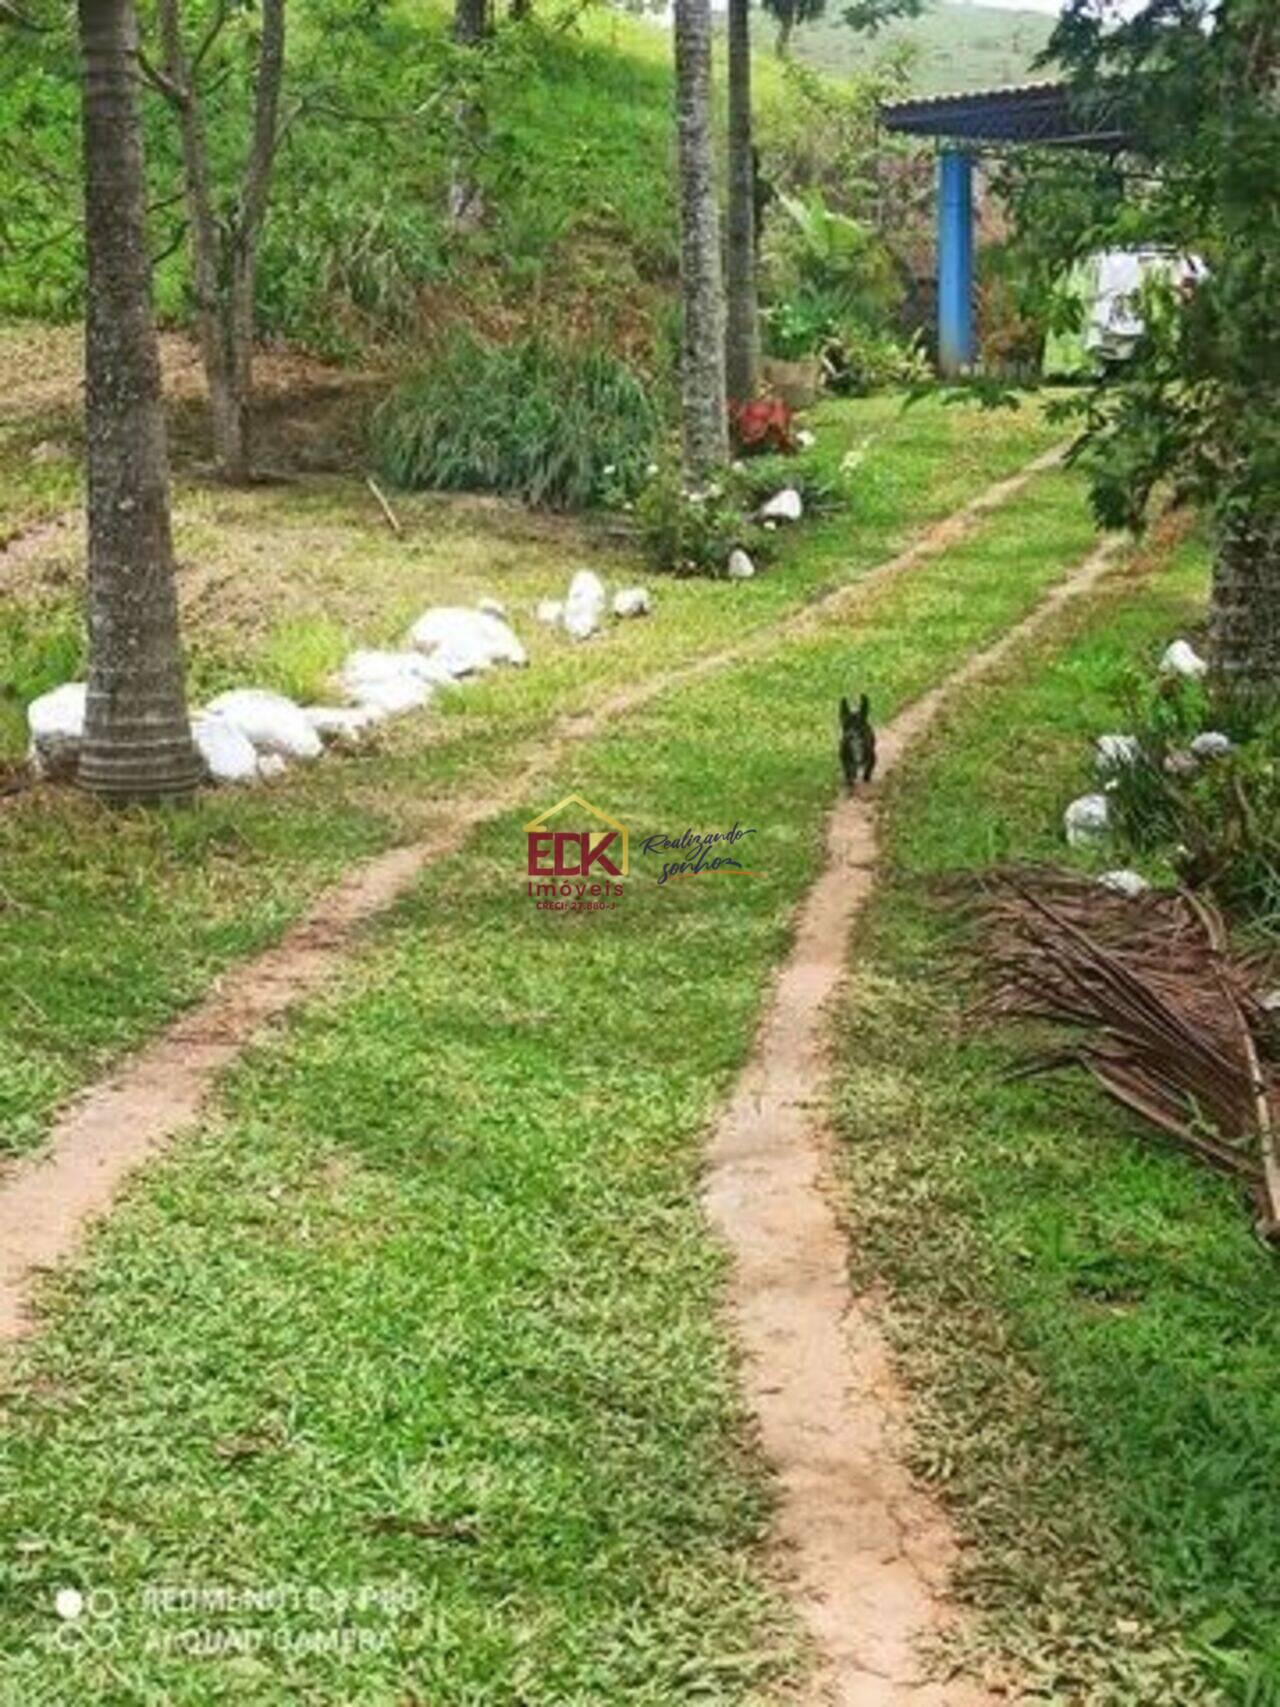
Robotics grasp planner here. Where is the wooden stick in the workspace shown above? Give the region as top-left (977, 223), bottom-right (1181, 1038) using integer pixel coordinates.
top-left (365, 475), bottom-right (402, 536)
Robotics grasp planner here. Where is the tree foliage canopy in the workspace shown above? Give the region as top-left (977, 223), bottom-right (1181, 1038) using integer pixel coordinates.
top-left (1006, 0), bottom-right (1280, 533)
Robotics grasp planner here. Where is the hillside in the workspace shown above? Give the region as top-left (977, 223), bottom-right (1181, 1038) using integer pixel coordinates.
top-left (791, 0), bottom-right (1055, 96)
top-left (0, 3), bottom-right (827, 362)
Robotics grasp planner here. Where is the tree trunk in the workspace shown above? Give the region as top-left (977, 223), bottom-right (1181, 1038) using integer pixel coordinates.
top-left (447, 0), bottom-right (489, 228)
top-left (725, 0), bottom-right (759, 406)
top-left (1210, 500), bottom-right (1280, 690)
top-left (674, 0), bottom-right (728, 479)
top-left (76, 0), bottom-right (200, 803)
top-left (454, 0), bottom-right (487, 44)
top-left (156, 0), bottom-right (284, 484)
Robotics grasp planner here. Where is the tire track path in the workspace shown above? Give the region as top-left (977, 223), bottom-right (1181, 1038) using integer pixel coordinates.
top-left (0, 446), bottom-right (1066, 1343)
top-left (704, 533), bottom-right (1127, 1706)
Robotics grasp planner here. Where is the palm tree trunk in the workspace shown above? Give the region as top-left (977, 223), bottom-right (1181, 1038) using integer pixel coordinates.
top-left (725, 0), bottom-right (760, 406)
top-left (1210, 501), bottom-right (1280, 690)
top-left (674, 0), bottom-right (728, 479)
top-left (76, 0), bottom-right (199, 803)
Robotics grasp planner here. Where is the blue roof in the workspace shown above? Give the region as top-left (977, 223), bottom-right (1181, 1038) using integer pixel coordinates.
top-left (880, 79), bottom-right (1130, 150)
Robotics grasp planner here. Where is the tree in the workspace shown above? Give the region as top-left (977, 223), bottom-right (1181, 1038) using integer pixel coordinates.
top-left (146, 0), bottom-right (286, 484)
top-left (1025, 0), bottom-right (1280, 688)
top-left (76, 0), bottom-right (200, 802)
top-left (762, 0), bottom-right (825, 59)
top-left (447, 0), bottom-right (490, 228)
top-left (673, 0), bottom-right (728, 477)
top-left (725, 0), bottom-right (760, 404)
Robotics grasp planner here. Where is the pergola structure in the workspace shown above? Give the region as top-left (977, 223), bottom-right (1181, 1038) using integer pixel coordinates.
top-left (880, 80), bottom-right (1130, 375)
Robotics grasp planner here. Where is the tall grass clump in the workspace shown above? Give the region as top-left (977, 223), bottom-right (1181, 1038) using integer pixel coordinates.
top-left (372, 335), bottom-right (661, 510)
top-left (0, 596), bottom-right (84, 765)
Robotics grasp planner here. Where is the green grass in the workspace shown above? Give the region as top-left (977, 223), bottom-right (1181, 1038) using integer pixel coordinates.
top-left (833, 527), bottom-right (1280, 1704)
top-left (0, 406), bottom-right (1116, 1704)
top-left (0, 394), bottom-right (1064, 1158)
top-left (791, 0), bottom-right (1054, 97)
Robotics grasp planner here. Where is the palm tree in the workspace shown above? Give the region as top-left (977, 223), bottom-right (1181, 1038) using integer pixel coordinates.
top-left (673, 0), bottom-right (728, 477)
top-left (76, 0), bottom-right (200, 803)
top-left (725, 0), bottom-right (760, 405)
top-left (1210, 509), bottom-right (1280, 687)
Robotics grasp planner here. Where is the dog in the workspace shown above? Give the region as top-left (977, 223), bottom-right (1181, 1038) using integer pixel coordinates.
top-left (839, 693), bottom-right (877, 790)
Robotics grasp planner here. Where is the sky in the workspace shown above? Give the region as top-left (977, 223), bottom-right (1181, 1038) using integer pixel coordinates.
top-left (946, 0), bottom-right (1064, 10)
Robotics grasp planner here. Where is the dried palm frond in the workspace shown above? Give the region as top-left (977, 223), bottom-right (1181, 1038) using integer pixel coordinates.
top-left (966, 866), bottom-right (1280, 1239)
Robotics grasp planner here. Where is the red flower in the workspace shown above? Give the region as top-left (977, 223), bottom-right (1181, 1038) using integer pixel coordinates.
top-left (730, 398), bottom-right (797, 456)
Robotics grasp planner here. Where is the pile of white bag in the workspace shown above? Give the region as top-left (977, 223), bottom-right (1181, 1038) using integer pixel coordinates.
top-left (26, 599), bottom-right (533, 789)
top-left (536, 569), bottom-right (654, 641)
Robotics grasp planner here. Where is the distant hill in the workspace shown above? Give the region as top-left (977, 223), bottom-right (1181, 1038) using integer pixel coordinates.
top-left (789, 0), bottom-right (1056, 96)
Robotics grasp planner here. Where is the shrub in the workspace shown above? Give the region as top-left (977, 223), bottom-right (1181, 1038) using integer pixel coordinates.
top-left (734, 452), bottom-right (844, 519)
top-left (731, 398), bottom-right (796, 456)
top-left (769, 192), bottom-right (902, 332)
top-left (823, 328), bottom-right (930, 397)
top-left (763, 294), bottom-right (836, 361)
top-left (633, 464), bottom-right (769, 577)
top-left (371, 334), bottom-right (662, 510)
top-left (1103, 667), bottom-right (1280, 932)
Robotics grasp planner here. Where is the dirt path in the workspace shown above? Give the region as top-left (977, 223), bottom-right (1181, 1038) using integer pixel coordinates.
top-left (704, 534), bottom-right (1127, 1707)
top-left (0, 449), bottom-right (1066, 1344)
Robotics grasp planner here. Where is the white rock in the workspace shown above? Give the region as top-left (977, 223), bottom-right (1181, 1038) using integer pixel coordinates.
top-left (27, 682), bottom-right (86, 780)
top-left (795, 429), bottom-right (816, 450)
top-left (760, 487), bottom-right (803, 523)
top-left (564, 569), bottom-right (606, 642)
top-left (338, 650), bottom-right (437, 716)
top-left (1095, 733), bottom-right (1140, 770)
top-left (1160, 639), bottom-right (1208, 679)
top-left (762, 519), bottom-right (778, 533)
top-left (476, 597), bottom-right (506, 619)
top-left (1261, 990), bottom-right (1280, 1014)
top-left (1097, 868), bottom-right (1150, 899)
top-left (726, 549), bottom-right (756, 581)
top-left (1065, 792), bottom-right (1110, 846)
top-left (205, 688), bottom-right (322, 761)
top-left (408, 606), bottom-right (526, 674)
top-left (1191, 730), bottom-right (1233, 759)
top-left (191, 710), bottom-right (259, 784)
top-left (536, 599), bottom-right (565, 628)
top-left (257, 753), bottom-right (288, 781)
top-left (304, 705), bottom-right (385, 749)
top-left (612, 586), bottom-right (652, 619)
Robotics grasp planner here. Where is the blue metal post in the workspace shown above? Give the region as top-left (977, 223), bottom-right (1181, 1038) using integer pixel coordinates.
top-left (937, 148), bottom-right (975, 376)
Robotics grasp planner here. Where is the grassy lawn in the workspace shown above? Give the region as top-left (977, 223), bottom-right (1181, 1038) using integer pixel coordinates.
top-left (0, 431), bottom-right (1118, 1704)
top-left (0, 389), bottom-right (1064, 1158)
top-left (835, 527), bottom-right (1280, 1705)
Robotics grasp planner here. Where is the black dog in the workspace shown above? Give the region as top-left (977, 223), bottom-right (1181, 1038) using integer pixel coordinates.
top-left (839, 694), bottom-right (877, 790)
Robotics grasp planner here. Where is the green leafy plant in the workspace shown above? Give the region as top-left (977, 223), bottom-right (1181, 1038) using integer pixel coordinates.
top-left (1102, 667), bottom-right (1280, 931)
top-left (372, 334), bottom-right (661, 510)
top-left (633, 462), bottom-right (768, 577)
top-left (734, 452), bottom-right (844, 519)
top-left (824, 327), bottom-right (928, 395)
top-left (763, 294), bottom-right (836, 361)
